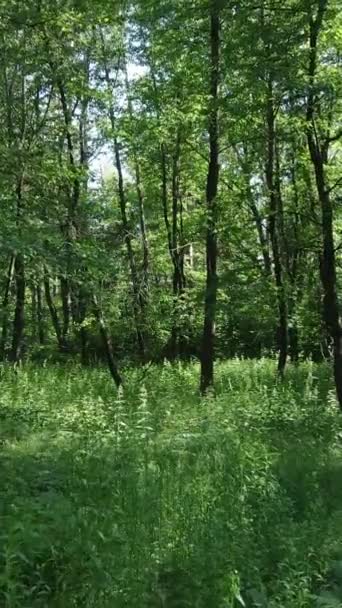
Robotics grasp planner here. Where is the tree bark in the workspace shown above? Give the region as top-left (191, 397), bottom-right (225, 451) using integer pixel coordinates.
top-left (10, 178), bottom-right (26, 364)
top-left (200, 0), bottom-right (221, 394)
top-left (60, 276), bottom-right (70, 344)
top-left (170, 132), bottom-right (187, 358)
top-left (113, 134), bottom-right (146, 360)
top-left (36, 283), bottom-right (45, 345)
top-left (99, 32), bottom-right (146, 361)
top-left (10, 254), bottom-right (25, 363)
top-left (0, 255), bottom-right (15, 360)
top-left (124, 67), bottom-right (150, 297)
top-left (92, 295), bottom-right (122, 388)
top-left (306, 0), bottom-right (342, 408)
top-left (44, 270), bottom-right (67, 351)
top-left (266, 78), bottom-right (288, 378)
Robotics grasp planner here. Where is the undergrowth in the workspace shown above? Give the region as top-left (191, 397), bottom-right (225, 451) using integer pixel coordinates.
top-left (0, 359), bottom-right (342, 607)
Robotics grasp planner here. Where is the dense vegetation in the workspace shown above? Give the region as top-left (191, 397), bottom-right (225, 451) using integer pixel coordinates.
top-left (0, 0), bottom-right (340, 394)
top-left (0, 0), bottom-right (342, 605)
top-left (1, 361), bottom-right (342, 607)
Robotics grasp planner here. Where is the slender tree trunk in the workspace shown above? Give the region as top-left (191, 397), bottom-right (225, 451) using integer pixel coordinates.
top-left (248, 191), bottom-right (272, 275)
top-left (113, 135), bottom-right (146, 359)
top-left (10, 177), bottom-right (26, 364)
top-left (136, 157), bottom-right (149, 294)
top-left (0, 255), bottom-right (15, 360)
top-left (44, 270), bottom-right (66, 351)
top-left (239, 145), bottom-right (272, 275)
top-left (92, 295), bottom-right (122, 388)
top-left (10, 254), bottom-right (25, 363)
top-left (54, 68), bottom-right (84, 358)
top-left (31, 284), bottom-right (37, 342)
top-left (99, 35), bottom-right (146, 361)
top-left (305, 0), bottom-right (342, 408)
top-left (170, 132), bottom-right (187, 358)
top-left (266, 79), bottom-right (288, 378)
top-left (288, 152), bottom-right (301, 363)
top-left (149, 62), bottom-right (188, 359)
top-left (36, 283), bottom-right (45, 345)
top-left (316, 172), bottom-right (342, 402)
top-left (200, 0), bottom-right (221, 394)
top-left (60, 276), bottom-right (70, 344)
top-left (124, 67), bottom-right (150, 296)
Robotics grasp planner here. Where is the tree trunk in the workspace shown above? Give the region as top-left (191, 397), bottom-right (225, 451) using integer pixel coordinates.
top-left (113, 135), bottom-right (146, 360)
top-left (92, 295), bottom-right (122, 388)
top-left (0, 255), bottom-right (15, 360)
top-left (266, 78), bottom-right (288, 378)
top-left (36, 283), bottom-right (45, 345)
top-left (306, 0), bottom-right (342, 408)
top-left (124, 67), bottom-right (150, 296)
top-left (60, 276), bottom-right (71, 344)
top-left (31, 284), bottom-right (37, 342)
top-left (169, 132), bottom-right (187, 358)
top-left (10, 254), bottom-right (25, 363)
top-left (288, 151), bottom-right (301, 363)
top-left (99, 33), bottom-right (146, 361)
top-left (200, 0), bottom-right (221, 395)
top-left (44, 270), bottom-right (67, 351)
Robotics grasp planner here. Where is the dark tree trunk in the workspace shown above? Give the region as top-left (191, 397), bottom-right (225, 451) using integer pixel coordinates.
top-left (200, 0), bottom-right (221, 395)
top-left (306, 0), bottom-right (342, 408)
top-left (266, 78), bottom-right (288, 378)
top-left (125, 67), bottom-right (150, 297)
top-left (0, 255), bottom-right (15, 360)
top-left (249, 198), bottom-right (272, 275)
top-left (169, 132), bottom-right (187, 359)
top-left (289, 326), bottom-right (299, 363)
top-left (92, 295), bottom-right (122, 388)
top-left (60, 276), bottom-right (70, 344)
top-left (72, 287), bottom-right (88, 365)
top-left (113, 134), bottom-right (146, 360)
top-left (36, 283), bottom-right (45, 345)
top-left (44, 271), bottom-right (67, 351)
top-left (150, 63), bottom-right (188, 360)
top-left (54, 68), bottom-right (85, 360)
top-left (10, 255), bottom-right (25, 363)
top-left (31, 284), bottom-right (37, 342)
top-left (99, 34), bottom-right (146, 361)
top-left (134, 154), bottom-right (149, 300)
top-left (288, 151), bottom-right (301, 363)
top-left (239, 145), bottom-right (272, 275)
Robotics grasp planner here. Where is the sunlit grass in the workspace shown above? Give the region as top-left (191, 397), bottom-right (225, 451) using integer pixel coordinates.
top-left (0, 360), bottom-right (341, 607)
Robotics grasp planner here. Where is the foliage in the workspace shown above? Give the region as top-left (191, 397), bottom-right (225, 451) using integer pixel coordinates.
top-left (0, 360), bottom-right (341, 607)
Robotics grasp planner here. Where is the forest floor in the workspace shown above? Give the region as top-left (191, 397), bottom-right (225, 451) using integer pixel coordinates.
top-left (1, 360), bottom-right (342, 607)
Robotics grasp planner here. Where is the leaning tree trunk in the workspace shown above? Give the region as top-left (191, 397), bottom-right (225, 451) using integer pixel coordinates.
top-left (200, 0), bottom-right (221, 395)
top-left (92, 295), bottom-right (122, 388)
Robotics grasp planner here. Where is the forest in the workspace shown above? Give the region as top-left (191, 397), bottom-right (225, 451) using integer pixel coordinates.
top-left (0, 0), bottom-right (342, 606)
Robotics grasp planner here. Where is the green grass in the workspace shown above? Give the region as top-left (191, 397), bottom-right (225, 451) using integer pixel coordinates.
top-left (0, 359), bottom-right (342, 607)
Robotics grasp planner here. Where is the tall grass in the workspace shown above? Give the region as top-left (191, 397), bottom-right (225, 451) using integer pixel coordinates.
top-left (0, 360), bottom-right (341, 607)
